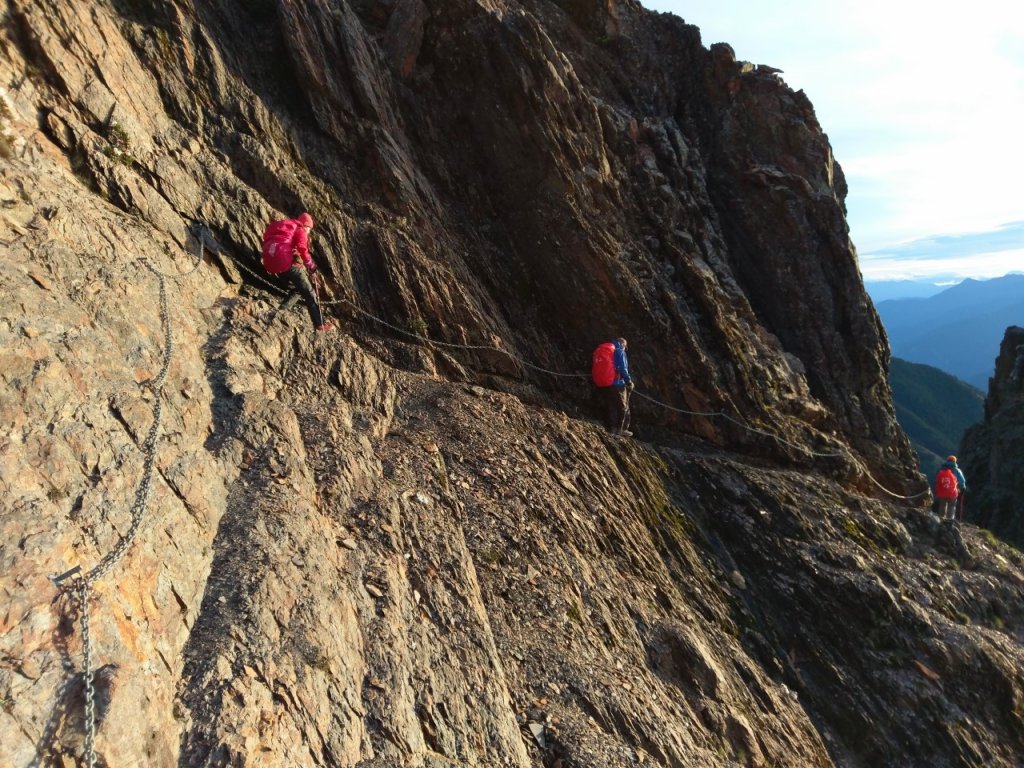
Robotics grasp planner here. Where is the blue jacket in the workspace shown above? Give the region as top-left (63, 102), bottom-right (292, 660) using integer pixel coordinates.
top-left (612, 340), bottom-right (632, 389)
top-left (941, 460), bottom-right (967, 491)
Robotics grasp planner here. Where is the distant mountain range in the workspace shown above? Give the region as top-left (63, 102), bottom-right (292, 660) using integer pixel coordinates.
top-left (875, 274), bottom-right (1024, 389)
top-left (888, 358), bottom-right (984, 479)
top-left (864, 280), bottom-right (948, 302)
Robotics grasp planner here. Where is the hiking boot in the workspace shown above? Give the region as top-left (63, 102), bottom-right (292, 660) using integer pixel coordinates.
top-left (316, 323), bottom-right (334, 332)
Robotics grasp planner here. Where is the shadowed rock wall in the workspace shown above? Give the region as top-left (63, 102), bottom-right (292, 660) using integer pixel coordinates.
top-left (961, 326), bottom-right (1024, 546)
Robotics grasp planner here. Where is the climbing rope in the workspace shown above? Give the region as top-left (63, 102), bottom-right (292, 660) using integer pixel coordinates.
top-left (335, 295), bottom-right (589, 379)
top-left (219, 248), bottom-right (927, 502)
top-left (863, 472), bottom-right (930, 501)
top-left (51, 229), bottom-right (202, 767)
top-left (336, 292), bottom-right (930, 500)
top-left (632, 390), bottom-right (847, 459)
top-left (205, 229), bottom-right (288, 297)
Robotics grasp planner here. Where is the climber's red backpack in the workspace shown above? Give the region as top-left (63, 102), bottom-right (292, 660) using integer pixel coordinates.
top-left (934, 468), bottom-right (958, 499)
top-left (592, 342), bottom-right (617, 387)
top-left (261, 219), bottom-right (298, 274)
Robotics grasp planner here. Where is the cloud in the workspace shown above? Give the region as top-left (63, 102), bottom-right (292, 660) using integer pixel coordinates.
top-left (863, 222), bottom-right (1024, 260)
top-left (859, 223), bottom-right (1024, 280)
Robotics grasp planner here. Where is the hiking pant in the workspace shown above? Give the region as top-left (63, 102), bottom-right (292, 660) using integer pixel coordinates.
top-left (602, 386), bottom-right (630, 433)
top-left (284, 265), bottom-right (324, 328)
top-left (935, 497), bottom-right (957, 519)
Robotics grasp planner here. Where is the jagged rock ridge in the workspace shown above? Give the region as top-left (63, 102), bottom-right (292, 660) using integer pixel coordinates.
top-left (961, 326), bottom-right (1024, 547)
top-left (2, 1), bottom-right (1023, 767)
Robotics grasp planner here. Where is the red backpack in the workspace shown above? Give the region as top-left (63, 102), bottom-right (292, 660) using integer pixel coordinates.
top-left (592, 342), bottom-right (616, 387)
top-left (934, 468), bottom-right (958, 499)
top-left (261, 219), bottom-right (299, 274)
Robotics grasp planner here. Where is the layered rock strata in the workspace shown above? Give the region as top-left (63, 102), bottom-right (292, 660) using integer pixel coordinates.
top-left (3, 2), bottom-right (1021, 768)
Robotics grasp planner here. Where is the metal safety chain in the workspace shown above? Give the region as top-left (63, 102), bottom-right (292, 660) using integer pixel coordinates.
top-left (53, 230), bottom-right (203, 767)
top-left (77, 579), bottom-right (96, 768)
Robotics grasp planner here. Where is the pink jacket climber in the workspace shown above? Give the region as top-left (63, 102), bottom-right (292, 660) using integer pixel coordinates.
top-left (262, 212), bottom-right (317, 274)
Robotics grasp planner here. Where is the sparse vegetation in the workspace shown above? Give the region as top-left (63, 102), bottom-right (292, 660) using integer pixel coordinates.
top-left (153, 28), bottom-right (174, 62)
top-left (302, 644), bottom-right (331, 672)
top-left (107, 121), bottom-right (130, 151)
top-left (479, 546), bottom-right (501, 565)
top-left (432, 453), bottom-right (449, 491)
top-left (0, 97), bottom-right (13, 159)
top-left (102, 121), bottom-right (136, 167)
top-left (406, 317), bottom-right (429, 338)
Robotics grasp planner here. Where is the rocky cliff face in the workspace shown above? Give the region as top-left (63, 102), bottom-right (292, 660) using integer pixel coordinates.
top-left (2, 1), bottom-right (1024, 767)
top-left (961, 326), bottom-right (1024, 546)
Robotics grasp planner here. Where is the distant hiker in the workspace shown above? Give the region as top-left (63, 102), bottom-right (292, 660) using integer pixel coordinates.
top-left (934, 455), bottom-right (967, 521)
top-left (592, 337), bottom-right (634, 437)
top-left (262, 212), bottom-right (332, 331)
top-left (947, 455), bottom-right (967, 518)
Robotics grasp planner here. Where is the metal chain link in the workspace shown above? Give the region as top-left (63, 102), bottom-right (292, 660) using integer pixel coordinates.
top-left (54, 230), bottom-right (202, 767)
top-left (83, 268), bottom-right (170, 584)
top-left (212, 236), bottom-right (288, 297)
top-left (78, 580), bottom-right (96, 768)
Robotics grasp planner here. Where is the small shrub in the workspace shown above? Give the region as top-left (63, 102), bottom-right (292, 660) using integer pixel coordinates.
top-left (406, 317), bottom-right (429, 339)
top-left (103, 122), bottom-right (137, 167)
top-left (107, 122), bottom-right (130, 152)
top-left (0, 99), bottom-right (13, 159)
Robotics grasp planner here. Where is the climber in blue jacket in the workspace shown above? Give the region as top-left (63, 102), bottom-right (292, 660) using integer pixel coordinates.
top-left (941, 455), bottom-right (967, 493)
top-left (942, 455), bottom-right (968, 519)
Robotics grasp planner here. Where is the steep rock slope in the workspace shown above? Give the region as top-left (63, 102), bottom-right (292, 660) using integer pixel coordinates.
top-left (5, 0), bottom-right (916, 482)
top-left (3, 1), bottom-right (1023, 767)
top-left (961, 326), bottom-right (1024, 546)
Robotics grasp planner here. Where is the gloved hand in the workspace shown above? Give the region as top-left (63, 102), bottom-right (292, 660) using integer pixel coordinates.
top-left (626, 380), bottom-right (635, 392)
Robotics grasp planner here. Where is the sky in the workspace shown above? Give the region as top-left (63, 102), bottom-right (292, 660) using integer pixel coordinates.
top-left (641, 0), bottom-right (1024, 282)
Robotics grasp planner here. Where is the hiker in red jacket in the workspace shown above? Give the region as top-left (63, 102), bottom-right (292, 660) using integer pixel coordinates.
top-left (261, 212), bottom-right (332, 331)
top-left (933, 456), bottom-right (966, 521)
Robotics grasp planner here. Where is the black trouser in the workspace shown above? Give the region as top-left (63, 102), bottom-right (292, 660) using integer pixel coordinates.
top-left (602, 386), bottom-right (630, 432)
top-left (283, 265), bottom-right (324, 328)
